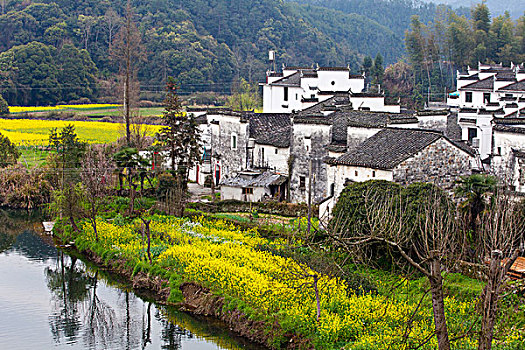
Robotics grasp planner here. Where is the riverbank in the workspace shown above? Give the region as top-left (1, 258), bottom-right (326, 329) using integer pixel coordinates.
top-left (53, 214), bottom-right (521, 350)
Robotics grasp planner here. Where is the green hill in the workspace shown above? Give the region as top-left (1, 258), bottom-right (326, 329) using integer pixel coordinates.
top-left (0, 0), bottom-right (447, 105)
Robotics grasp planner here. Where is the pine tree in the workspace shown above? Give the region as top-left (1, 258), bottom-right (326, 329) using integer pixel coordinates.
top-left (372, 53), bottom-right (384, 85)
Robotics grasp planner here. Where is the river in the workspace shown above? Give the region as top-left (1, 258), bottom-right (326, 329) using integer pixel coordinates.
top-left (0, 210), bottom-right (263, 350)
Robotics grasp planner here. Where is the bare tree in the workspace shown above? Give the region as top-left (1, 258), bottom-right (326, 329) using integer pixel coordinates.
top-left (103, 8), bottom-right (121, 53)
top-left (1, 0), bottom-right (7, 15)
top-left (81, 145), bottom-right (114, 241)
top-left (78, 15), bottom-right (97, 51)
top-left (111, 0), bottom-right (144, 146)
top-left (331, 185), bottom-right (458, 350)
top-left (477, 188), bottom-right (524, 350)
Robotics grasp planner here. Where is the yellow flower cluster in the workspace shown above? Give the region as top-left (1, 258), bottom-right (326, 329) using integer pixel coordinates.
top-left (76, 216), bottom-right (521, 349)
top-left (8, 104), bottom-right (120, 113)
top-left (0, 118), bottom-right (161, 145)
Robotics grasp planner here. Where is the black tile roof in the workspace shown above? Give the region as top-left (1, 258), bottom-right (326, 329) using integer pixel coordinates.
top-left (247, 113), bottom-right (291, 148)
top-left (296, 95), bottom-right (351, 116)
top-left (493, 124), bottom-right (525, 135)
top-left (460, 76), bottom-right (494, 91)
top-left (270, 72), bottom-right (302, 87)
top-left (446, 114), bottom-right (462, 140)
top-left (459, 74), bottom-right (479, 80)
top-left (498, 80), bottom-right (525, 93)
top-left (459, 108), bottom-right (477, 113)
top-left (220, 171), bottom-right (287, 188)
top-left (318, 67), bottom-right (350, 71)
top-left (493, 116), bottom-right (525, 125)
top-left (329, 128), bottom-right (444, 169)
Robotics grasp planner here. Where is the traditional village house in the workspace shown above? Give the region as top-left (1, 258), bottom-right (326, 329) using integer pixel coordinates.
top-left (261, 65), bottom-right (400, 113)
top-left (321, 128), bottom-right (481, 220)
top-left (447, 63), bottom-right (525, 162)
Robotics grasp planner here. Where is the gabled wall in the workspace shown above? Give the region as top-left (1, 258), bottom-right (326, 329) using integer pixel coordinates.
top-left (290, 123), bottom-right (331, 203)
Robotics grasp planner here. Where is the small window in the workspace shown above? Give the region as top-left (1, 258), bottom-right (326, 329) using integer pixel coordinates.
top-left (483, 93), bottom-right (490, 103)
top-left (296, 93), bottom-right (298, 100)
top-left (331, 81), bottom-right (335, 86)
top-left (355, 170), bottom-right (358, 177)
top-left (330, 183), bottom-right (335, 196)
top-left (242, 187), bottom-right (253, 195)
top-left (284, 87), bottom-right (289, 102)
top-left (261, 147), bottom-right (265, 162)
top-left (306, 146), bottom-right (309, 151)
top-left (299, 176), bottom-right (306, 189)
top-left (465, 92), bottom-right (473, 103)
top-left (468, 128), bottom-right (477, 142)
top-left (372, 170), bottom-right (376, 177)
top-left (498, 147), bottom-right (502, 155)
top-left (231, 134), bottom-right (237, 149)
top-left (275, 148), bottom-right (278, 154)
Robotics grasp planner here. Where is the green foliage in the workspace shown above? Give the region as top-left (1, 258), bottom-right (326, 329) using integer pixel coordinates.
top-left (0, 41), bottom-right (97, 106)
top-left (0, 133), bottom-right (19, 167)
top-left (330, 180), bottom-right (454, 267)
top-left (371, 53), bottom-right (384, 84)
top-left (0, 94), bottom-right (8, 116)
top-left (226, 78), bottom-right (260, 111)
top-left (157, 77), bottom-right (201, 189)
top-left (330, 180), bottom-right (402, 236)
top-left (48, 124), bottom-right (87, 185)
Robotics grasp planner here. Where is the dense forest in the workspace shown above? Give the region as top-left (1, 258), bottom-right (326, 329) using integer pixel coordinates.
top-left (381, 3), bottom-right (525, 107)
top-left (0, 0), bottom-right (455, 106)
top-left (420, 0), bottom-right (524, 19)
top-left (0, 0), bottom-right (522, 107)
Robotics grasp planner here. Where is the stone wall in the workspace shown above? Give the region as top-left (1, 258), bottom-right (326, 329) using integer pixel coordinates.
top-left (290, 123), bottom-right (331, 203)
top-left (209, 114), bottom-right (249, 182)
top-left (393, 138), bottom-right (474, 191)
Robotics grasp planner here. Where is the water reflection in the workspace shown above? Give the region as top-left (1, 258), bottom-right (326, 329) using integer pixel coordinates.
top-left (0, 211), bottom-right (264, 350)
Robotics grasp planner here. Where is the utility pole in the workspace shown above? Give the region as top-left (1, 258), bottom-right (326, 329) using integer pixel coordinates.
top-left (307, 158), bottom-right (312, 238)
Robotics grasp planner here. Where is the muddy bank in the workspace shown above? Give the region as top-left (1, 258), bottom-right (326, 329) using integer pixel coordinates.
top-left (76, 249), bottom-right (312, 349)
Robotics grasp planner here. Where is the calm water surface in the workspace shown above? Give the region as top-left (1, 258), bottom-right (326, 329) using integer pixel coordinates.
top-left (0, 210), bottom-right (263, 350)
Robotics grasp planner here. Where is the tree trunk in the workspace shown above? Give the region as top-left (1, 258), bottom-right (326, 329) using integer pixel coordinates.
top-left (69, 216), bottom-right (79, 233)
top-left (92, 217), bottom-right (98, 242)
top-left (313, 274), bottom-right (321, 322)
top-left (478, 250), bottom-right (503, 350)
top-left (429, 258), bottom-right (451, 350)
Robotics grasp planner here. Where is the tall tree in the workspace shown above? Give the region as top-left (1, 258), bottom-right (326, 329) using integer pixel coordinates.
top-left (362, 55), bottom-right (373, 81)
top-left (80, 145), bottom-right (113, 242)
top-left (477, 189), bottom-right (524, 350)
top-left (157, 77), bottom-right (201, 192)
top-left (112, 0), bottom-right (143, 147)
top-left (226, 78), bottom-right (259, 111)
top-left (371, 53), bottom-right (384, 85)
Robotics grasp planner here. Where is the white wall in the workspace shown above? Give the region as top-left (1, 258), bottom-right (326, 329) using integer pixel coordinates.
top-left (220, 186), bottom-right (269, 202)
top-left (263, 85), bottom-right (303, 113)
top-left (349, 96), bottom-right (399, 113)
top-left (253, 144), bottom-right (290, 174)
top-left (321, 164), bottom-right (393, 220)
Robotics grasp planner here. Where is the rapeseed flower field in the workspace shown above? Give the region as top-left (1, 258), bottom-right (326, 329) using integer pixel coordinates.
top-left (8, 104), bottom-right (120, 114)
top-left (0, 118), bottom-right (162, 145)
top-left (71, 215), bottom-right (523, 349)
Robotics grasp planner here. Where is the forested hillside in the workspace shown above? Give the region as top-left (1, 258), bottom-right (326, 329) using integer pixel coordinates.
top-left (419, 0), bottom-right (524, 19)
top-left (0, 0), bottom-right (447, 106)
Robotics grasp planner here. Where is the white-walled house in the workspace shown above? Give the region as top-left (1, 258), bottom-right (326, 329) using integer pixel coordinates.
top-left (447, 63), bottom-right (525, 162)
top-left (321, 128), bottom-right (480, 220)
top-left (261, 65), bottom-right (399, 113)
top-left (220, 171), bottom-right (287, 202)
